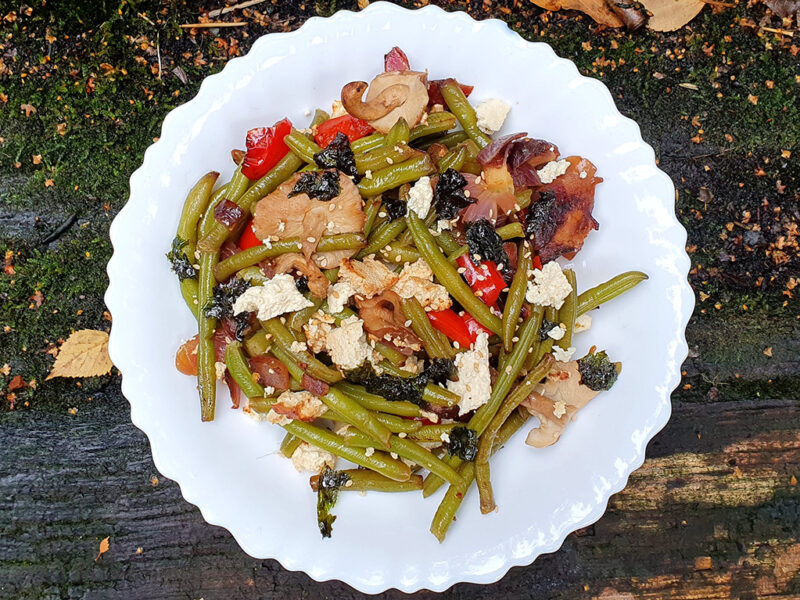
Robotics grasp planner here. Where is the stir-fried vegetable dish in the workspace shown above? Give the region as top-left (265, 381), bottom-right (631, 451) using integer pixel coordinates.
top-left (168, 47), bottom-right (648, 540)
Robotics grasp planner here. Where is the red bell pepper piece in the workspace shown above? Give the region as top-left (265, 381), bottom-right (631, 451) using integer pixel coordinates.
top-left (384, 46), bottom-right (410, 72)
top-left (238, 218), bottom-right (261, 250)
top-left (532, 255), bottom-right (543, 270)
top-left (456, 254), bottom-right (506, 306)
top-left (241, 118), bottom-right (292, 181)
top-left (428, 309), bottom-right (473, 350)
top-left (427, 79), bottom-right (474, 108)
top-left (462, 311), bottom-right (493, 343)
top-left (314, 114), bottom-right (375, 148)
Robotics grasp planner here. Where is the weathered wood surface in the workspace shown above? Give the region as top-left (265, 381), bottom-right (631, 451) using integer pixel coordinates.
top-left (1, 0), bottom-right (799, 598)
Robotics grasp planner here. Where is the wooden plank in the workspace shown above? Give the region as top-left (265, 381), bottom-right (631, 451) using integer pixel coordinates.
top-left (1, 397), bottom-right (797, 598)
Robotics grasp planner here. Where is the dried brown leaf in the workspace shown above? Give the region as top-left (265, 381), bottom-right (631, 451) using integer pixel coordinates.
top-left (46, 329), bottom-right (113, 380)
top-left (94, 537), bottom-right (110, 561)
top-left (765, 0), bottom-right (800, 18)
top-left (640, 0), bottom-right (705, 32)
top-left (531, 0), bottom-right (626, 27)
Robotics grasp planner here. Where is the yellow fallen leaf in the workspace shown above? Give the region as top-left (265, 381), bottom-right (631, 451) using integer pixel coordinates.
top-left (640, 0), bottom-right (705, 32)
top-left (46, 329), bottom-right (113, 380)
top-left (531, 0), bottom-right (625, 27)
top-left (95, 536), bottom-right (110, 561)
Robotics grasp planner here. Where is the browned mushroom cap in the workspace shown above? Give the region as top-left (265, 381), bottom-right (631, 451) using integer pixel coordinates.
top-left (341, 71), bottom-right (429, 134)
top-left (273, 253), bottom-right (330, 299)
top-left (520, 361), bottom-right (600, 448)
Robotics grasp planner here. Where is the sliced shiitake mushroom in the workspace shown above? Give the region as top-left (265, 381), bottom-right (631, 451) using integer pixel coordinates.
top-left (341, 71), bottom-right (429, 134)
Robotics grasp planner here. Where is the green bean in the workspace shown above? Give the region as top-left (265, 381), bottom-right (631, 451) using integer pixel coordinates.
top-left (310, 109), bottom-right (330, 128)
top-left (284, 129), bottom-right (321, 163)
top-left (397, 207), bottom-right (435, 246)
top-left (263, 319), bottom-right (343, 384)
top-left (358, 218), bottom-right (407, 258)
top-left (362, 196), bottom-right (382, 237)
top-left (422, 309), bottom-right (540, 496)
top-left (235, 151), bottom-right (304, 215)
top-left (410, 423), bottom-right (458, 441)
top-left (244, 329), bottom-right (270, 357)
top-left (343, 431), bottom-right (463, 487)
top-left (196, 168), bottom-right (253, 252)
top-left (247, 397), bottom-right (274, 414)
top-left (351, 132), bottom-right (385, 153)
top-left (576, 271), bottom-right (649, 316)
top-left (335, 382), bottom-right (422, 417)
top-left (355, 143), bottom-right (418, 175)
top-left (475, 354), bottom-right (554, 513)
top-left (310, 469), bottom-right (423, 493)
top-left (334, 410), bottom-right (422, 435)
top-left (377, 360), bottom-right (416, 378)
top-left (288, 296), bottom-right (323, 332)
top-left (322, 388), bottom-right (392, 449)
top-left (378, 244), bottom-right (421, 265)
top-left (438, 145), bottom-right (467, 173)
top-left (502, 244), bottom-right (531, 352)
top-left (445, 245), bottom-right (469, 263)
top-left (197, 252), bottom-right (218, 421)
top-left (438, 80), bottom-right (490, 148)
top-left (401, 297), bottom-right (450, 359)
top-left (409, 111), bottom-right (458, 141)
top-left (225, 341), bottom-right (265, 399)
top-left (323, 268), bottom-right (339, 283)
top-left (516, 189), bottom-right (533, 209)
top-left (497, 222), bottom-right (525, 240)
top-left (177, 171), bottom-right (220, 252)
top-left (198, 165), bottom-right (249, 239)
top-left (430, 409), bottom-right (529, 541)
top-left (407, 211), bottom-right (502, 335)
top-left (557, 269), bottom-right (577, 350)
top-left (180, 278), bottom-right (199, 320)
top-left (269, 343), bottom-right (306, 381)
top-left (435, 230), bottom-right (461, 255)
top-left (372, 340), bottom-right (406, 366)
top-left (213, 233), bottom-right (366, 281)
top-left (422, 384), bottom-right (460, 407)
top-left (357, 154), bottom-right (436, 197)
top-left (279, 432), bottom-right (303, 458)
top-left (416, 130), bottom-right (469, 150)
top-left (284, 421), bottom-right (411, 481)
top-left (235, 266), bottom-right (270, 285)
top-left (384, 117), bottom-right (410, 147)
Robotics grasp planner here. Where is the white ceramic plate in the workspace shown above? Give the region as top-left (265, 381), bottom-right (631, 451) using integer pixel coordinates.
top-left (106, 2), bottom-right (692, 593)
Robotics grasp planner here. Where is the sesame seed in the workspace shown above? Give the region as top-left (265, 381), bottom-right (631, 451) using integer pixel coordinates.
top-left (307, 237), bottom-right (316, 243)
top-left (379, 211), bottom-right (387, 218)
top-left (386, 157), bottom-right (394, 165)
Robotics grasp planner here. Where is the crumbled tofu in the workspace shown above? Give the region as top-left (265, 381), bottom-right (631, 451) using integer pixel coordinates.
top-left (448, 332), bottom-right (492, 416)
top-left (325, 315), bottom-right (373, 371)
top-left (436, 219), bottom-right (452, 233)
top-left (243, 404), bottom-right (271, 423)
top-left (303, 310), bottom-right (335, 354)
top-left (552, 345), bottom-right (576, 361)
top-left (291, 442), bottom-right (336, 473)
top-left (574, 313), bottom-right (592, 334)
top-left (289, 340), bottom-right (308, 353)
top-left (525, 261), bottom-right (573, 309)
top-left (406, 176), bottom-right (433, 219)
top-left (338, 256), bottom-right (398, 299)
top-left (268, 390), bottom-right (326, 424)
top-left (233, 274), bottom-right (313, 321)
top-left (214, 361), bottom-right (227, 380)
top-left (402, 354), bottom-right (424, 375)
top-left (327, 280), bottom-right (355, 314)
top-left (537, 159), bottom-right (570, 184)
top-left (553, 400), bottom-right (567, 418)
top-left (391, 258), bottom-right (452, 311)
top-left (475, 98), bottom-right (511, 135)
top-left (547, 324), bottom-right (566, 341)
top-left (330, 99), bottom-right (347, 118)
top-left (419, 409), bottom-right (440, 423)
top-left (440, 431), bottom-right (451, 443)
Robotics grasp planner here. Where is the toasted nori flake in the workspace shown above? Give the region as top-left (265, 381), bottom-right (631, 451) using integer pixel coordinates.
top-left (539, 317), bottom-right (558, 341)
top-left (316, 467), bottom-right (351, 538)
top-left (166, 236), bottom-right (197, 281)
top-left (289, 169), bottom-right (341, 201)
top-left (447, 426), bottom-right (479, 461)
top-left (524, 189), bottom-right (557, 245)
top-left (433, 168), bottom-right (472, 220)
top-left (231, 312), bottom-right (250, 342)
top-left (295, 275), bottom-right (310, 294)
top-left (345, 358), bottom-right (456, 406)
top-left (313, 132), bottom-right (358, 178)
top-left (424, 358), bottom-right (456, 386)
top-left (465, 219), bottom-right (511, 279)
top-left (577, 350), bottom-right (619, 391)
top-left (204, 277), bottom-right (251, 321)
top-left (382, 192), bottom-right (407, 222)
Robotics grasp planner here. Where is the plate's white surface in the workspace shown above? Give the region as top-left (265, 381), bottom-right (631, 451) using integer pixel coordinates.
top-left (106, 2), bottom-right (692, 593)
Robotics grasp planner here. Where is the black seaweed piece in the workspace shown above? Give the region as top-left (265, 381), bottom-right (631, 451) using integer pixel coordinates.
top-left (423, 358), bottom-right (456, 386)
top-left (524, 189), bottom-right (558, 244)
top-left (313, 132), bottom-right (358, 178)
top-left (289, 169), bottom-right (341, 201)
top-left (231, 313), bottom-right (251, 342)
top-left (316, 467), bottom-right (351, 538)
top-left (465, 219), bottom-right (511, 280)
top-left (382, 192), bottom-right (407, 222)
top-left (538, 317), bottom-right (558, 341)
top-left (166, 237), bottom-right (197, 281)
top-left (345, 359), bottom-right (455, 406)
top-left (204, 277), bottom-right (251, 320)
top-left (295, 275), bottom-right (310, 294)
top-left (433, 168), bottom-right (472, 220)
top-left (447, 426), bottom-right (479, 461)
top-left (577, 350), bottom-right (619, 391)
